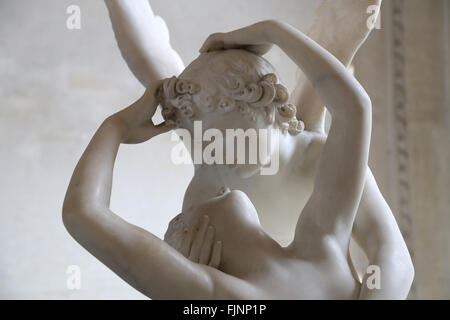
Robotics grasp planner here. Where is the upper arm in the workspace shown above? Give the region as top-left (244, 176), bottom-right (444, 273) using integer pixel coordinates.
top-left (352, 169), bottom-right (411, 258)
top-left (295, 103), bottom-right (372, 250)
top-left (289, 70), bottom-right (327, 133)
top-left (63, 208), bottom-right (246, 299)
top-left (353, 171), bottom-right (415, 299)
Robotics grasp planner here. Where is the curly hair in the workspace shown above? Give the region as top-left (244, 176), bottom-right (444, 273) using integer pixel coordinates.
top-left (156, 49), bottom-right (304, 135)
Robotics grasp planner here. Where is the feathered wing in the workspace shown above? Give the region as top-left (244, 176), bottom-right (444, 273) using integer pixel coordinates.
top-left (104, 0), bottom-right (185, 87)
top-left (290, 0), bottom-right (382, 133)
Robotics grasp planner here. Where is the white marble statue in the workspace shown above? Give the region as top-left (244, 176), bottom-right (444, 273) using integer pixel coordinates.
top-left (62, 0), bottom-right (414, 299)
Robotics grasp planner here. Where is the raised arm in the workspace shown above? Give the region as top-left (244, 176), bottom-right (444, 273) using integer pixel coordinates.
top-left (352, 169), bottom-right (414, 299)
top-left (200, 20), bottom-right (372, 249)
top-left (268, 22), bottom-right (372, 251)
top-left (200, 20), bottom-right (413, 298)
top-left (62, 84), bottom-right (234, 299)
top-left (104, 0), bottom-right (184, 87)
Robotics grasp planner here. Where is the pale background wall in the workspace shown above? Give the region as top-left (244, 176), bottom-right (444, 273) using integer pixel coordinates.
top-left (0, 0), bottom-right (448, 299)
top-left (353, 0), bottom-right (450, 299)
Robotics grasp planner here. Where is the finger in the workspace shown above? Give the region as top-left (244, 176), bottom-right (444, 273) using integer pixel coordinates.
top-left (244, 44), bottom-right (273, 56)
top-left (199, 226), bottom-right (215, 265)
top-left (142, 80), bottom-right (165, 114)
top-left (180, 227), bottom-right (193, 258)
top-left (126, 121), bottom-right (173, 144)
top-left (199, 34), bottom-right (217, 52)
top-left (209, 241), bottom-right (222, 269)
top-left (200, 33), bottom-right (224, 53)
top-left (151, 121), bottom-right (176, 135)
top-left (144, 79), bottom-right (165, 98)
top-left (189, 215), bottom-right (209, 262)
top-left (201, 40), bottom-right (224, 53)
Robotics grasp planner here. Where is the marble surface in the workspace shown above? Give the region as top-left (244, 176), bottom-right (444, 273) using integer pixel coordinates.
top-left (1, 0), bottom-right (449, 299)
top-left (0, 0), bottom-right (318, 299)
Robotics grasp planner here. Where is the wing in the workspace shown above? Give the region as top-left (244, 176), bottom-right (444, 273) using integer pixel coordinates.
top-left (290, 0), bottom-right (382, 133)
top-left (104, 0), bottom-right (185, 87)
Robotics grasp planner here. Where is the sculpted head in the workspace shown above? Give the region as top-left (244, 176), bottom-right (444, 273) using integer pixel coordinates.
top-left (158, 49), bottom-right (303, 133)
top-left (157, 49), bottom-right (304, 177)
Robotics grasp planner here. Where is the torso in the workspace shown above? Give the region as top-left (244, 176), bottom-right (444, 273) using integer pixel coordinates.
top-left (164, 130), bottom-right (364, 294)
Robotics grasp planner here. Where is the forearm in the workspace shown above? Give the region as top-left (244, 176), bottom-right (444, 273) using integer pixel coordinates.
top-left (63, 119), bottom-right (121, 214)
top-left (269, 21), bottom-right (372, 203)
top-left (61, 118), bottom-right (135, 284)
top-left (61, 85), bottom-right (211, 299)
top-left (354, 169), bottom-right (414, 299)
top-left (267, 21), bottom-right (371, 236)
top-left (63, 83), bottom-right (169, 215)
top-left (61, 109), bottom-right (175, 298)
top-left (266, 20), bottom-right (371, 115)
top-left (359, 246), bottom-right (414, 299)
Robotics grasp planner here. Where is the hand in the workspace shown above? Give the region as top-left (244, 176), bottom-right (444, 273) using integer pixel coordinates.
top-left (107, 80), bottom-right (174, 144)
top-left (181, 215), bottom-right (222, 269)
top-left (199, 20), bottom-right (277, 56)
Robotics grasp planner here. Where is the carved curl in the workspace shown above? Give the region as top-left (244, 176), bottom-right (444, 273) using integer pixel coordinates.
top-left (157, 77), bottom-right (199, 126)
top-left (157, 65), bottom-right (304, 135)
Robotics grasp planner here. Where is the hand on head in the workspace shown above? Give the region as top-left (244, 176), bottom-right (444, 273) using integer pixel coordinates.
top-left (199, 21), bottom-right (276, 56)
top-left (107, 80), bottom-right (175, 144)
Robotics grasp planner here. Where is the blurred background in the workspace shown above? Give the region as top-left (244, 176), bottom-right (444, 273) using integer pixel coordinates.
top-left (0, 0), bottom-right (448, 299)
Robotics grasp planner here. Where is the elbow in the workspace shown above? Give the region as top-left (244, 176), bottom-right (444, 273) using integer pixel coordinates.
top-left (340, 92), bottom-right (372, 128)
top-left (318, 74), bottom-right (372, 119)
top-left (359, 92), bottom-right (372, 114)
top-left (62, 197), bottom-right (74, 231)
top-left (350, 91), bottom-right (372, 118)
top-left (402, 252), bottom-right (415, 291)
top-left (62, 204), bottom-right (78, 237)
top-left (61, 197), bottom-right (90, 236)
top-left (395, 253), bottom-right (415, 299)
top-left (376, 244), bottom-right (415, 298)
top-left (358, 91), bottom-right (372, 111)
top-left (62, 211), bottom-right (78, 244)
top-left (62, 194), bottom-right (79, 230)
